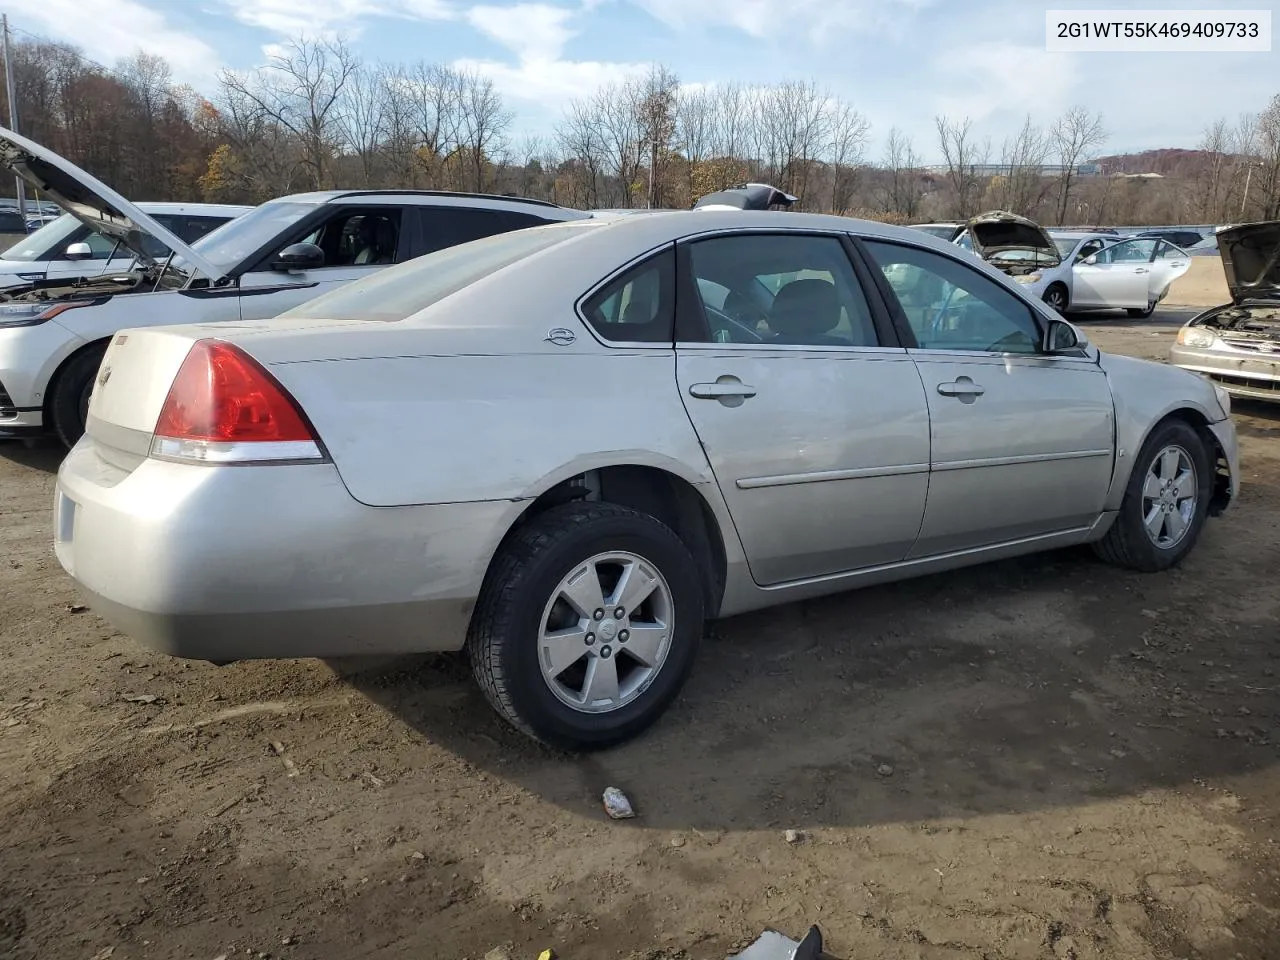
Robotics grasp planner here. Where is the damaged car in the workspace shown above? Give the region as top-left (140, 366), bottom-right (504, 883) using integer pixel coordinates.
top-left (0, 126), bottom-right (591, 447)
top-left (1170, 220), bottom-right (1280, 401)
top-left (958, 211), bottom-right (1191, 317)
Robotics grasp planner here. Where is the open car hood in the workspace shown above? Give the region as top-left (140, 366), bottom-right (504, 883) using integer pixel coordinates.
top-left (0, 125), bottom-right (224, 281)
top-left (694, 183), bottom-right (798, 211)
top-left (1216, 221), bottom-right (1280, 303)
top-left (965, 210), bottom-right (1061, 265)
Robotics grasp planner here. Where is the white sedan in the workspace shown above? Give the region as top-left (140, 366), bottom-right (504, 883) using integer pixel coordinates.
top-left (1049, 233), bottom-right (1193, 317)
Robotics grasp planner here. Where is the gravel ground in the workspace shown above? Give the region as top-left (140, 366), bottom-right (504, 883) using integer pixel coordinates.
top-left (2, 309), bottom-right (1278, 960)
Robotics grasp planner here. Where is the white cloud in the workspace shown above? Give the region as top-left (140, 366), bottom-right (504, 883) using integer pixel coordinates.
top-left (629, 0), bottom-right (936, 39)
top-left (455, 54), bottom-right (647, 105)
top-left (217, 0), bottom-right (456, 36)
top-left (467, 4), bottom-right (575, 61)
top-left (930, 42), bottom-right (1079, 125)
top-left (9, 0), bottom-right (223, 85)
top-left (458, 4), bottom-right (646, 110)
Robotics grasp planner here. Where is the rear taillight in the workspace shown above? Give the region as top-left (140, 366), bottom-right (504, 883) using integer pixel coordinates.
top-left (150, 339), bottom-right (326, 464)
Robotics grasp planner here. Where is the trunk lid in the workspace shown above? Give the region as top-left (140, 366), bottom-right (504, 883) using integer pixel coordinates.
top-left (0, 125), bottom-right (225, 281)
top-left (966, 209), bottom-right (1061, 267)
top-left (1216, 221), bottom-right (1280, 303)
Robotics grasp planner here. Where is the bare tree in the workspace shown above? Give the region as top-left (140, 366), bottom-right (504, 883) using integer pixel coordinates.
top-left (677, 86), bottom-right (713, 202)
top-left (595, 79), bottom-right (645, 206)
top-left (825, 99), bottom-right (870, 213)
top-left (1194, 118), bottom-right (1233, 222)
top-left (1255, 93), bottom-right (1280, 219)
top-left (935, 114), bottom-right (990, 217)
top-left (456, 70), bottom-right (511, 191)
top-left (218, 36), bottom-right (359, 189)
top-left (882, 127), bottom-right (923, 218)
top-left (555, 97), bottom-right (607, 207)
top-left (339, 63), bottom-right (386, 186)
top-left (991, 114), bottom-right (1050, 216)
top-left (637, 65), bottom-right (679, 207)
top-left (1050, 105), bottom-right (1107, 225)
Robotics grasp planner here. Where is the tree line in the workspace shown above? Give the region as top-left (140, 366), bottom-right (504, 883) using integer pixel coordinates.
top-left (1, 31), bottom-right (1278, 227)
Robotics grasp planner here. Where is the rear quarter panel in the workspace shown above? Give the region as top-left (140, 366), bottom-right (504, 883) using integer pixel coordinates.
top-left (271, 348), bottom-right (716, 507)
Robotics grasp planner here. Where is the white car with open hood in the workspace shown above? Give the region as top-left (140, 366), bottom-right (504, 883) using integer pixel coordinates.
top-left (0, 126), bottom-right (591, 447)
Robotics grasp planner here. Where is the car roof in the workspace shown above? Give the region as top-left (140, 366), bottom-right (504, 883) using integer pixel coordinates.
top-left (276, 189), bottom-right (585, 217)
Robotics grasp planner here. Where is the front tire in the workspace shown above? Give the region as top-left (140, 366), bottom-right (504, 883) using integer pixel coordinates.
top-left (467, 502), bottom-right (705, 751)
top-left (49, 344), bottom-right (107, 449)
top-left (1042, 283), bottom-right (1069, 314)
top-left (1093, 419), bottom-right (1212, 572)
top-left (1126, 299), bottom-right (1156, 319)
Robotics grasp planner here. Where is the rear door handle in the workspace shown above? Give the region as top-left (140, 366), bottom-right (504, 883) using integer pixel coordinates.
top-left (937, 378), bottom-right (985, 399)
top-left (689, 379), bottom-right (757, 400)
top-left (1134, 268), bottom-right (1149, 274)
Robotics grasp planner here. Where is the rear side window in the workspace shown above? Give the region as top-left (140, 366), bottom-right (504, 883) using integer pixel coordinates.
top-left (580, 248), bottom-right (674, 344)
top-left (280, 222), bottom-right (587, 322)
top-left (417, 207), bottom-right (551, 257)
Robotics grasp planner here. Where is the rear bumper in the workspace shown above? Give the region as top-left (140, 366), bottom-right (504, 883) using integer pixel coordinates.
top-left (54, 441), bottom-right (519, 660)
top-left (1170, 344), bottom-right (1280, 402)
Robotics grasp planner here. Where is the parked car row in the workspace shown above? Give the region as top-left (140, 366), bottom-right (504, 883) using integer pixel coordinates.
top-left (0, 126), bottom-right (1248, 750)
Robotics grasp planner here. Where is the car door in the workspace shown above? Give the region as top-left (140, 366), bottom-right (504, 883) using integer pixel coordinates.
top-left (236, 206), bottom-right (406, 319)
top-left (861, 239), bottom-right (1116, 557)
top-left (672, 231), bottom-right (931, 586)
top-left (1061, 237), bottom-right (1108, 306)
top-left (1148, 240), bottom-right (1191, 300)
top-left (1072, 238), bottom-right (1158, 309)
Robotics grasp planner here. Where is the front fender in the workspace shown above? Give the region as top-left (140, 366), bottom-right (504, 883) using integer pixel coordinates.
top-left (1099, 351), bottom-right (1231, 512)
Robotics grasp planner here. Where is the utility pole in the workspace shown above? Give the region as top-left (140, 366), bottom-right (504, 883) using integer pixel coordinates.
top-left (2, 14), bottom-right (26, 220)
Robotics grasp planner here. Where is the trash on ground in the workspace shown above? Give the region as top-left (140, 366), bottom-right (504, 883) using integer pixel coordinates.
top-left (784, 829), bottom-right (802, 844)
top-left (877, 763), bottom-right (894, 777)
top-left (602, 786), bottom-right (635, 819)
top-left (731, 924), bottom-right (824, 960)
top-left (122, 694), bottom-right (159, 704)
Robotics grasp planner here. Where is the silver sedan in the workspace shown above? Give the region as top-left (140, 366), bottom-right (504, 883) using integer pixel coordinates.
top-left (54, 210), bottom-right (1240, 750)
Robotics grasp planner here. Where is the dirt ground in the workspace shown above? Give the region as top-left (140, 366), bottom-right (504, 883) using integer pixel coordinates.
top-left (3, 311), bottom-right (1279, 960)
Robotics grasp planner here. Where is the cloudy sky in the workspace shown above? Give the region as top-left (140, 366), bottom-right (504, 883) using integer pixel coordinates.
top-left (7, 0), bottom-right (1276, 159)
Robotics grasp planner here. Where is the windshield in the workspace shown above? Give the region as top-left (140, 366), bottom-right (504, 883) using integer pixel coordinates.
top-left (282, 223), bottom-right (592, 323)
top-left (1, 213), bottom-right (81, 262)
top-left (914, 225), bottom-right (958, 239)
top-left (190, 200), bottom-right (319, 272)
top-left (1052, 238), bottom-right (1079, 257)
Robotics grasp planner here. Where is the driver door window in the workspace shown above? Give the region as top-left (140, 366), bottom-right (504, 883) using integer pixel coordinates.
top-left (862, 241), bottom-right (1041, 354)
top-left (1097, 238), bottom-right (1156, 264)
top-left (291, 209), bottom-right (403, 268)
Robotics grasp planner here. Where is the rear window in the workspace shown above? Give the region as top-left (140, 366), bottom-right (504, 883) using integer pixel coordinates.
top-left (279, 222), bottom-right (590, 322)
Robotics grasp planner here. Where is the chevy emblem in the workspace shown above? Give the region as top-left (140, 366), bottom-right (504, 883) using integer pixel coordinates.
top-left (545, 327), bottom-right (576, 346)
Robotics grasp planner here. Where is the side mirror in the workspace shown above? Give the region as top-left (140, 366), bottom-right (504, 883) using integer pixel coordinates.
top-left (270, 241), bottom-right (324, 272)
top-left (1044, 318), bottom-right (1082, 353)
top-left (65, 241), bottom-right (93, 261)
top-left (1079, 254), bottom-right (1098, 265)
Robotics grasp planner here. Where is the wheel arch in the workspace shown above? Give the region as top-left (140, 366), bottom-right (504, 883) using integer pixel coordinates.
top-left (42, 335), bottom-right (111, 426)
top-left (489, 462), bottom-right (731, 619)
top-left (1119, 407), bottom-right (1233, 517)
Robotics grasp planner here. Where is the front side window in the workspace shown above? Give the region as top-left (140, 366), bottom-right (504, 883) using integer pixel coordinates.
top-left (683, 233), bottom-right (878, 347)
top-left (295, 209), bottom-right (403, 267)
top-left (1076, 239), bottom-right (1106, 261)
top-left (1098, 239), bottom-right (1157, 264)
top-left (864, 240), bottom-right (1042, 354)
top-left (192, 200), bottom-right (319, 273)
top-left (580, 248), bottom-right (674, 344)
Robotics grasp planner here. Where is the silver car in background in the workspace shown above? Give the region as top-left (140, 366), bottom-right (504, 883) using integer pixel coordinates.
top-left (1171, 220), bottom-right (1280, 401)
top-left (54, 210), bottom-right (1239, 750)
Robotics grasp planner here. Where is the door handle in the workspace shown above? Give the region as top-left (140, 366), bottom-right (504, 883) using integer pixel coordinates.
top-left (1134, 268), bottom-right (1149, 274)
top-left (689, 379), bottom-right (757, 400)
top-left (937, 379), bottom-right (985, 399)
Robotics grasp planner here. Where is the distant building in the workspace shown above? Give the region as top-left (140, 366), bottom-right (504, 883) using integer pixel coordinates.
top-left (920, 162), bottom-right (1102, 177)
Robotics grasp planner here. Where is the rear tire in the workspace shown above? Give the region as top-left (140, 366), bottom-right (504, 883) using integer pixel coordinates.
top-left (1092, 419), bottom-right (1212, 572)
top-left (49, 344), bottom-right (107, 450)
top-left (467, 501), bottom-right (705, 751)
